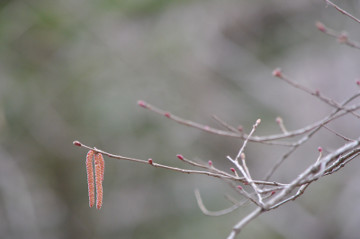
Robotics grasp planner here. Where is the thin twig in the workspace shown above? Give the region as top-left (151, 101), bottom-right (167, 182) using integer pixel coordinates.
top-left (212, 115), bottom-right (239, 133)
top-left (194, 189), bottom-right (243, 216)
top-left (227, 207), bottom-right (263, 239)
top-left (323, 125), bottom-right (354, 142)
top-left (74, 141), bottom-right (239, 181)
top-left (316, 22), bottom-right (360, 50)
top-left (324, 0), bottom-right (360, 24)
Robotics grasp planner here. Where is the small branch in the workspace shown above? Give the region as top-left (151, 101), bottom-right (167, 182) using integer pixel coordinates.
top-left (272, 68), bottom-right (353, 112)
top-left (316, 22), bottom-right (360, 50)
top-left (264, 138), bottom-right (360, 209)
top-left (228, 119), bottom-right (265, 206)
top-left (269, 183), bottom-right (310, 210)
top-left (73, 141), bottom-right (239, 181)
top-left (227, 207), bottom-right (263, 239)
top-left (235, 119), bottom-right (261, 161)
top-left (323, 125), bottom-right (354, 142)
top-left (138, 99), bottom-right (360, 144)
top-left (194, 189), bottom-right (243, 216)
top-left (177, 154), bottom-right (237, 179)
top-left (276, 117), bottom-right (288, 134)
top-left (324, 0), bottom-right (360, 24)
top-left (212, 115), bottom-right (239, 133)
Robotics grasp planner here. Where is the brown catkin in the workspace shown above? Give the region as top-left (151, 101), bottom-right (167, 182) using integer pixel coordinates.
top-left (95, 153), bottom-right (104, 209)
top-left (86, 150), bottom-right (95, 208)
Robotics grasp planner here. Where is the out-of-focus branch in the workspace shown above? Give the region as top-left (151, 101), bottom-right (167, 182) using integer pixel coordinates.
top-left (227, 138), bottom-right (360, 239)
top-left (316, 22), bottom-right (360, 50)
top-left (324, 0), bottom-right (360, 24)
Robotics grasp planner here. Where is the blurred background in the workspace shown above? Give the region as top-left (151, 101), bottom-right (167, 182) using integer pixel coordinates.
top-left (1, 0), bottom-right (360, 238)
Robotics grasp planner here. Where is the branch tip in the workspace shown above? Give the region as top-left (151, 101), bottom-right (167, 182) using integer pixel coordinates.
top-left (137, 100), bottom-right (148, 108)
top-left (315, 21), bottom-right (326, 32)
top-left (148, 158), bottom-right (153, 165)
top-left (73, 140), bottom-right (82, 147)
top-left (272, 68), bottom-right (282, 78)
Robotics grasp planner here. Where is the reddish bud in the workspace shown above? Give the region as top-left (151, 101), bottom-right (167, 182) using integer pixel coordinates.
top-left (237, 125), bottom-right (243, 132)
top-left (164, 112), bottom-right (171, 118)
top-left (276, 117), bottom-right (282, 124)
top-left (316, 22), bottom-right (326, 32)
top-left (208, 160), bottom-right (213, 167)
top-left (243, 181), bottom-right (249, 185)
top-left (356, 80), bottom-right (360, 86)
top-left (148, 158), bottom-right (153, 165)
top-left (318, 147), bottom-right (323, 153)
top-left (176, 154), bottom-right (184, 160)
top-left (272, 68), bottom-right (282, 78)
top-left (315, 90), bottom-right (320, 96)
top-left (73, 141), bottom-right (81, 147)
top-left (137, 100), bottom-right (148, 108)
top-left (271, 191), bottom-right (276, 195)
top-left (237, 185), bottom-right (243, 190)
top-left (230, 168), bottom-right (236, 173)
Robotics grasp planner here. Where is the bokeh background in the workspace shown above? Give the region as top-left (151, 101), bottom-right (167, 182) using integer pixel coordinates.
top-left (1, 0), bottom-right (360, 238)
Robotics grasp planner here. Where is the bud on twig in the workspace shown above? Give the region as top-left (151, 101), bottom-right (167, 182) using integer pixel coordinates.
top-left (272, 68), bottom-right (283, 78)
top-left (176, 154), bottom-right (184, 160)
top-left (316, 21), bottom-right (326, 32)
top-left (138, 100), bottom-right (148, 108)
top-left (73, 141), bottom-right (82, 147)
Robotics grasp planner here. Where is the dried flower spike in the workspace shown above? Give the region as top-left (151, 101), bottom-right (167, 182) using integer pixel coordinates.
top-left (86, 150), bottom-right (95, 208)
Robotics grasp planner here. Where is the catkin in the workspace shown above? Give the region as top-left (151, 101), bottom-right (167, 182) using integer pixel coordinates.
top-left (86, 150), bottom-right (95, 208)
top-left (95, 153), bottom-right (104, 209)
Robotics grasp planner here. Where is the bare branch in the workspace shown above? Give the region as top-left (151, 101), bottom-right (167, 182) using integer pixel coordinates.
top-left (316, 22), bottom-right (360, 50)
top-left (194, 189), bottom-right (243, 216)
top-left (324, 0), bottom-right (360, 24)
